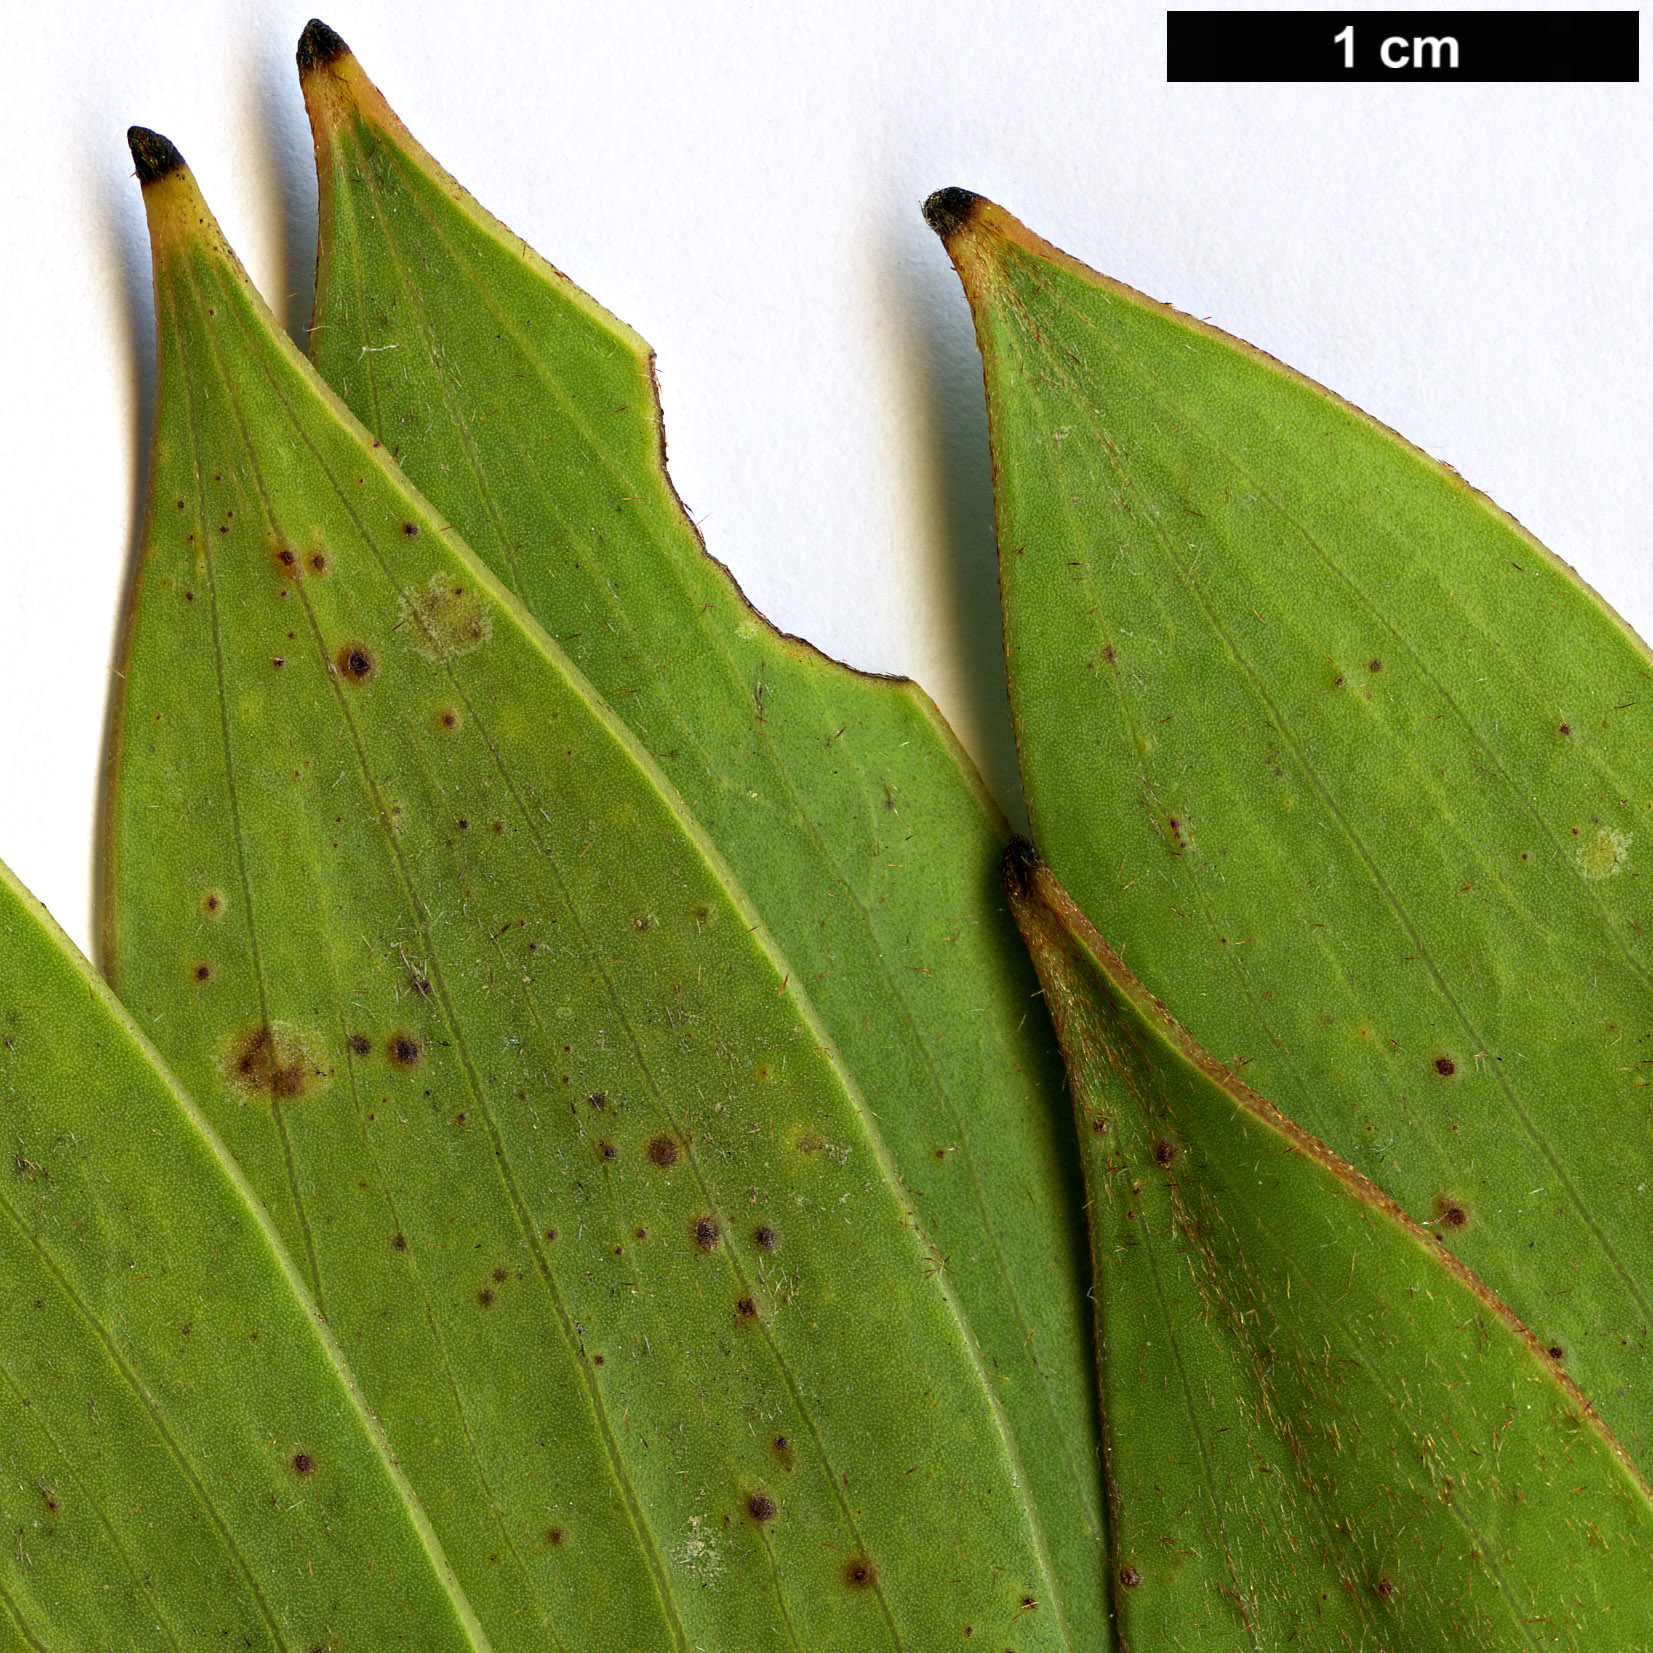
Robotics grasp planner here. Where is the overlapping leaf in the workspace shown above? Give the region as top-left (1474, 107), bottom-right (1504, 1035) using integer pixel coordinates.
top-left (1005, 839), bottom-right (1653, 1649)
top-left (931, 188), bottom-right (1653, 1473)
top-left (101, 131), bottom-right (1067, 1653)
top-left (292, 27), bottom-right (1107, 1641)
top-left (0, 857), bottom-right (482, 1649)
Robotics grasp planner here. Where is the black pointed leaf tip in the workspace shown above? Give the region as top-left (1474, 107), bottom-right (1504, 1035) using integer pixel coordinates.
top-left (922, 187), bottom-right (982, 242)
top-left (298, 18), bottom-right (351, 75)
top-left (128, 127), bottom-right (185, 188)
top-left (1002, 837), bottom-right (1044, 901)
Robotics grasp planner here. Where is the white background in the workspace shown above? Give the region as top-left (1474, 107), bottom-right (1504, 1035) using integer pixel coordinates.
top-left (1, 0), bottom-right (1648, 957)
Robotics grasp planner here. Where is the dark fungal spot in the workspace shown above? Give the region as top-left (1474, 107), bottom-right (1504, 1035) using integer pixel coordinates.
top-left (1021, 1596), bottom-right (1036, 1610)
top-left (692, 1216), bottom-right (721, 1252)
top-left (1092, 1116), bottom-right (1112, 1135)
top-left (1560, 722), bottom-right (1572, 736)
top-left (1368, 658), bottom-right (1382, 673)
top-left (772, 1435), bottom-right (796, 1472)
top-left (291, 1451), bottom-right (314, 1477)
top-left (754, 1224), bottom-right (777, 1250)
top-left (438, 710), bottom-right (458, 730)
top-left (842, 1556), bottom-right (876, 1591)
top-left (1549, 1344), bottom-right (1565, 1361)
top-left (201, 890), bottom-right (223, 916)
top-left (1102, 644), bottom-right (1117, 665)
top-left (1434, 1055), bottom-right (1456, 1078)
top-left (646, 1133), bottom-right (680, 1168)
top-left (388, 1033), bottom-right (422, 1067)
top-left (38, 1484), bottom-right (58, 1513)
top-left (192, 962), bottom-right (213, 984)
top-left (409, 968), bottom-right (433, 998)
top-left (347, 1033), bottom-right (371, 1057)
top-left (546, 1525), bottom-right (565, 1547)
top-left (598, 1140), bottom-right (618, 1163)
top-left (735, 1296), bottom-right (758, 1320)
top-left (492, 1267), bottom-right (508, 1284)
top-left (402, 521), bottom-right (419, 536)
top-left (1375, 1577), bottom-right (1397, 1600)
top-left (1001, 837), bottom-right (1043, 900)
top-left (272, 656), bottom-right (285, 668)
top-left (1153, 1139), bottom-right (1176, 1167)
top-left (309, 553), bottom-right (326, 574)
top-left (746, 1492), bottom-right (776, 1523)
top-left (337, 642), bottom-right (375, 682)
top-left (634, 1227), bottom-right (648, 1241)
top-left (477, 1287), bottom-right (495, 1308)
top-left (391, 1233), bottom-right (408, 1252)
top-left (588, 1091), bottom-right (607, 1111)
top-left (277, 547), bottom-right (297, 568)
top-left (1120, 1564), bottom-right (1143, 1588)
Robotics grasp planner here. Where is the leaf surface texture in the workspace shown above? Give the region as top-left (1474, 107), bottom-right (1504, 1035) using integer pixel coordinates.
top-left (0, 855), bottom-right (483, 1650)
top-left (297, 29), bottom-right (1105, 1644)
top-left (103, 138), bottom-right (1066, 1653)
top-left (940, 190), bottom-right (1653, 1474)
top-left (1006, 840), bottom-right (1653, 1649)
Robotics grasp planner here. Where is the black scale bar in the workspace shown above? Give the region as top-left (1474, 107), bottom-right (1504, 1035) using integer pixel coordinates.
top-left (1168, 11), bottom-right (1639, 81)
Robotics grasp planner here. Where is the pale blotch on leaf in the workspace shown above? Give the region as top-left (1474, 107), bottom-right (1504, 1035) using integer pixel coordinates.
top-left (214, 1021), bottom-right (333, 1102)
top-left (1580, 826), bottom-right (1631, 880)
top-left (399, 574), bottom-right (491, 661)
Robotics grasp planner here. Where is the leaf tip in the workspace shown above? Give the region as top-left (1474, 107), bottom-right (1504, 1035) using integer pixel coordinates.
top-left (922, 186), bottom-right (984, 242)
top-left (127, 127), bottom-right (185, 188)
top-left (297, 18), bottom-right (352, 76)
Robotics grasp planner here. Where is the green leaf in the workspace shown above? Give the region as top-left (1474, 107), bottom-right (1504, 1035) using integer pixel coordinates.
top-left (0, 852), bottom-right (483, 1649)
top-left (1004, 837), bottom-right (1653, 1648)
top-left (294, 23), bottom-right (1105, 1642)
top-left (102, 130), bottom-right (1068, 1653)
top-left (932, 189), bottom-right (1653, 1471)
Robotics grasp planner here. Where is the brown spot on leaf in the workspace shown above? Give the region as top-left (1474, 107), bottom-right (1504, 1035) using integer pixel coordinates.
top-left (754, 1224), bottom-right (777, 1250)
top-left (646, 1134), bottom-right (680, 1168)
top-left (291, 1452), bottom-right (314, 1477)
top-left (192, 962), bottom-right (214, 984)
top-left (842, 1556), bottom-right (875, 1591)
top-left (772, 1435), bottom-right (796, 1472)
top-left (477, 1287), bottom-right (495, 1308)
top-left (1433, 1193), bottom-right (1470, 1231)
top-left (201, 890), bottom-right (224, 917)
top-left (1433, 1055), bottom-right (1456, 1078)
top-left (692, 1216), bottom-right (721, 1252)
top-left (746, 1492), bottom-right (776, 1522)
top-left (309, 553), bottom-right (327, 574)
top-left (1153, 1139), bottom-right (1176, 1166)
top-left (598, 1140), bottom-right (618, 1162)
top-left (347, 1033), bottom-right (371, 1057)
top-left (337, 642), bottom-right (375, 682)
top-left (215, 1022), bottom-right (331, 1102)
top-left (388, 1033), bottom-right (423, 1068)
top-left (391, 1233), bottom-right (408, 1252)
top-left (1120, 1564), bottom-right (1142, 1588)
top-left (735, 1296), bottom-right (758, 1320)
